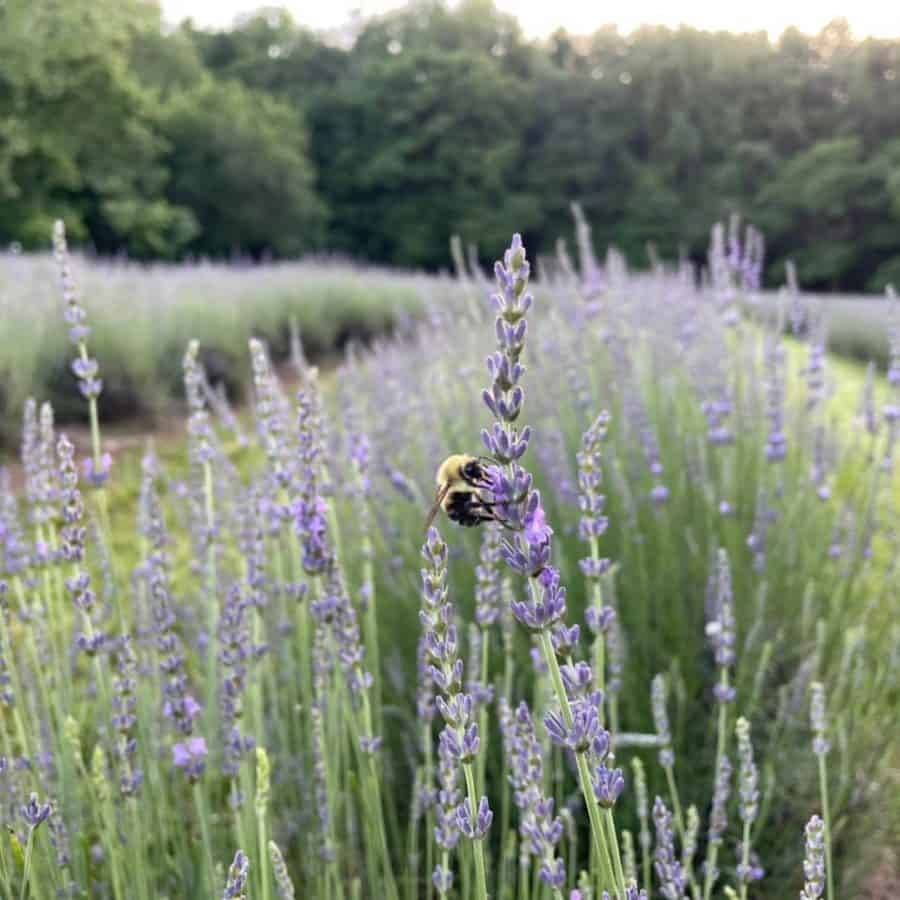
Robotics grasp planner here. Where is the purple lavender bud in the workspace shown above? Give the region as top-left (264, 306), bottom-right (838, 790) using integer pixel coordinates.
top-left (82, 453), bottom-right (113, 488)
top-left (432, 865), bottom-right (454, 894)
top-left (560, 661), bottom-right (593, 695)
top-left (222, 849), bottom-right (250, 899)
top-left (457, 795), bottom-right (493, 840)
top-left (474, 524), bottom-right (503, 626)
top-left (579, 556), bottom-right (611, 579)
top-left (653, 796), bottom-right (686, 900)
top-left (552, 623), bottom-right (581, 657)
top-left (509, 565), bottom-right (567, 631)
top-left (708, 754), bottom-right (731, 845)
top-left (499, 698), bottom-right (565, 874)
top-left (21, 792), bottom-right (51, 829)
top-left (585, 605), bottom-right (616, 635)
top-left (172, 736), bottom-right (208, 782)
top-left (359, 736), bottom-right (383, 755)
top-left (593, 764), bottom-right (625, 808)
top-left (544, 697), bottom-right (606, 754)
top-left (530, 646), bottom-right (548, 674)
top-left (539, 858), bottom-right (566, 888)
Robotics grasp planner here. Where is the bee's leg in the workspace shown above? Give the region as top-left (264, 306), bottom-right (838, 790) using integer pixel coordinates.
top-left (466, 500), bottom-right (518, 531)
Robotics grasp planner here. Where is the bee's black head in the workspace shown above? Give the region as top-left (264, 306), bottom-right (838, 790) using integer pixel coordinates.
top-left (462, 459), bottom-right (486, 483)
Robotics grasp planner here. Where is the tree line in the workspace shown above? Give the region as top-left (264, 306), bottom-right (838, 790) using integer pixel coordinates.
top-left (2, 0), bottom-right (899, 290)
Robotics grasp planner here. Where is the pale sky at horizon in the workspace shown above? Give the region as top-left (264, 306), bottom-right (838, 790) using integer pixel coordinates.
top-left (160, 0), bottom-right (900, 39)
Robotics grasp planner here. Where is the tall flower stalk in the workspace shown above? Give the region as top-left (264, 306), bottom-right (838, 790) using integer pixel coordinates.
top-left (420, 528), bottom-right (491, 900)
top-left (703, 549), bottom-right (736, 900)
top-left (810, 683), bottom-right (834, 900)
top-left (52, 222), bottom-right (112, 530)
top-left (480, 234), bottom-right (625, 896)
top-left (735, 718), bottom-right (759, 900)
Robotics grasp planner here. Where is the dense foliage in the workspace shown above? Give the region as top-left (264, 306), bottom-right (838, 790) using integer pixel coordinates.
top-left (0, 224), bottom-right (896, 899)
top-left (2, 1), bottom-right (900, 289)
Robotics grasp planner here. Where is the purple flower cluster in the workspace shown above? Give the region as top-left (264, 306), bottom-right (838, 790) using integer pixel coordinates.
top-left (499, 698), bottom-right (565, 888)
top-left (1, 470), bottom-right (30, 577)
top-left (420, 528), bottom-right (492, 875)
top-left (509, 564), bottom-right (567, 632)
top-left (222, 849), bottom-right (250, 899)
top-left (576, 412), bottom-right (611, 559)
top-left (111, 634), bottom-right (143, 796)
top-left (763, 328), bottom-right (787, 463)
top-left (653, 796), bottom-right (686, 900)
top-left (183, 341), bottom-right (215, 469)
top-left (707, 754), bottom-right (732, 847)
top-left (474, 524), bottom-right (503, 627)
top-left (219, 584), bottom-right (261, 777)
top-left (58, 435), bottom-right (106, 655)
top-left (249, 338), bottom-right (293, 521)
top-left (293, 375), bottom-right (333, 576)
top-left (21, 792), bottom-right (52, 829)
top-left (651, 674), bottom-right (674, 768)
top-left (311, 568), bottom-right (376, 720)
top-left (140, 460), bottom-right (206, 779)
top-left (53, 221), bottom-right (103, 400)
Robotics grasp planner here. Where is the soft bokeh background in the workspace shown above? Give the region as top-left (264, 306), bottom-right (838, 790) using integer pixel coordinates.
top-left (2, 0), bottom-right (900, 291)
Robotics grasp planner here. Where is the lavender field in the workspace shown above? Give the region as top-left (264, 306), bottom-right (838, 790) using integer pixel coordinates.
top-left (0, 222), bottom-right (897, 900)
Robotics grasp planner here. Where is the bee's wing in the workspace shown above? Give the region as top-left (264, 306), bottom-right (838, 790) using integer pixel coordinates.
top-left (424, 483), bottom-right (451, 533)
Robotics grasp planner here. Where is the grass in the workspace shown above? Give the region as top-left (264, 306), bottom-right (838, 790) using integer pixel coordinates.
top-left (0, 230), bottom-right (897, 900)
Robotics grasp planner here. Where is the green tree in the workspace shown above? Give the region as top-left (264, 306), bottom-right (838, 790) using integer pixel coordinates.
top-left (160, 78), bottom-right (325, 257)
top-left (0, 0), bottom-right (196, 256)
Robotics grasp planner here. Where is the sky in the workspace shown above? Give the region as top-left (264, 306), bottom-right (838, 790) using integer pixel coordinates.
top-left (160, 0), bottom-right (900, 39)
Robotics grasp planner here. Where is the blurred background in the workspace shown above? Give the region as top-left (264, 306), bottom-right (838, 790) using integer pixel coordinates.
top-left (2, 0), bottom-right (899, 292)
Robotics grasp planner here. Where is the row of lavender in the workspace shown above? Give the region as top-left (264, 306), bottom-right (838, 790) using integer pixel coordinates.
top-left (0, 219), bottom-right (896, 898)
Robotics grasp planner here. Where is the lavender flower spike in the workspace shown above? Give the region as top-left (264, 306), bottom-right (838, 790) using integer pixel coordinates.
top-left (268, 840), bottom-right (296, 899)
top-left (653, 796), bottom-right (686, 900)
top-left (222, 849), bottom-right (250, 899)
top-left (810, 682), bottom-right (830, 756)
top-left (499, 698), bottom-right (565, 888)
top-left (651, 674), bottom-right (674, 767)
top-left (420, 527), bottom-right (490, 896)
top-left (735, 717), bottom-right (759, 889)
top-left (800, 815), bottom-right (826, 899)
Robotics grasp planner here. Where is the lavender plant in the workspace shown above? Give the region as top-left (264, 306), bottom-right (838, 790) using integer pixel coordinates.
top-left (0, 219), bottom-right (894, 900)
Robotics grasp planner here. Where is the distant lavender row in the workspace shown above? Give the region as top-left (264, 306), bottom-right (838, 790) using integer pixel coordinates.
top-left (0, 251), bottom-right (432, 445)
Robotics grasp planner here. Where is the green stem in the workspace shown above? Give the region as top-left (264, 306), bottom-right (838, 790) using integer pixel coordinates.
top-left (18, 828), bottom-right (34, 900)
top-left (462, 763), bottom-right (489, 900)
top-left (818, 755), bottom-right (835, 900)
top-left (664, 764), bottom-right (685, 844)
top-left (739, 820), bottom-right (751, 900)
top-left (192, 782), bottom-right (215, 894)
top-left (424, 728), bottom-right (435, 900)
top-left (537, 628), bottom-right (618, 895)
top-left (603, 810), bottom-right (627, 897)
top-left (258, 800), bottom-right (271, 900)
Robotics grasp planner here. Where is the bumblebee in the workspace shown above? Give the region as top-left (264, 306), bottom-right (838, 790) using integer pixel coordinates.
top-left (425, 454), bottom-right (498, 531)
